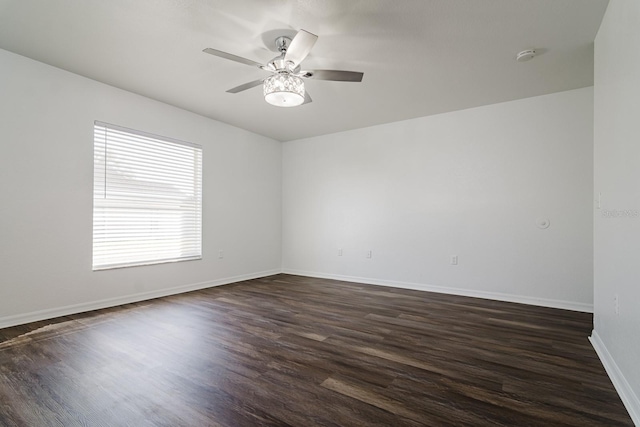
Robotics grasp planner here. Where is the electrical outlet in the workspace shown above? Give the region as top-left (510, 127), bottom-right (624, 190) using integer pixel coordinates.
top-left (338, 248), bottom-right (343, 256)
top-left (451, 255), bottom-right (458, 265)
top-left (218, 250), bottom-right (224, 259)
top-left (366, 250), bottom-right (372, 259)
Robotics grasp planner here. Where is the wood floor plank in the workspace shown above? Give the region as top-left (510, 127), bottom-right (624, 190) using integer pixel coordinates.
top-left (0, 274), bottom-right (633, 426)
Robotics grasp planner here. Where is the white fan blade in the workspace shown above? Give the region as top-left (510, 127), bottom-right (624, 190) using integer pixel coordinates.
top-left (203, 48), bottom-right (263, 68)
top-left (300, 70), bottom-right (363, 82)
top-left (226, 79), bottom-right (263, 93)
top-left (284, 29), bottom-right (318, 67)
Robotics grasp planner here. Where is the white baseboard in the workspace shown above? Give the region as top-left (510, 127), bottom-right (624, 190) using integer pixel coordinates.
top-left (590, 331), bottom-right (639, 425)
top-left (282, 269), bottom-right (593, 313)
top-left (1, 266), bottom-right (593, 326)
top-left (0, 269), bottom-right (281, 329)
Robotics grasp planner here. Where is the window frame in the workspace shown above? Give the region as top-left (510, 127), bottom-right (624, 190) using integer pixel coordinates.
top-left (92, 121), bottom-right (203, 271)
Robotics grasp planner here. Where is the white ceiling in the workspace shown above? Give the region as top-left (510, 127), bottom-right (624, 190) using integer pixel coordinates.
top-left (0, 0), bottom-right (608, 142)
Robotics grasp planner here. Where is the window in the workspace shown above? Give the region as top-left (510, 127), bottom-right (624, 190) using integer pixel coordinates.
top-left (93, 121), bottom-right (202, 270)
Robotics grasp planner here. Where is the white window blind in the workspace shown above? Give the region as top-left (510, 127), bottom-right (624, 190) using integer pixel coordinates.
top-left (93, 121), bottom-right (202, 270)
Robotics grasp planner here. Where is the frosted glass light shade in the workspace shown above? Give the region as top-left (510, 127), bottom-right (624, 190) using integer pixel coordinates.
top-left (263, 74), bottom-right (304, 107)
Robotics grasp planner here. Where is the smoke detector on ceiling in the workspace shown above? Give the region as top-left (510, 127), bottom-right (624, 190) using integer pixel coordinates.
top-left (516, 49), bottom-right (536, 62)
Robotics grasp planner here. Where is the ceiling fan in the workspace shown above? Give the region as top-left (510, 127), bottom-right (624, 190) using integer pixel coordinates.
top-left (203, 29), bottom-right (364, 107)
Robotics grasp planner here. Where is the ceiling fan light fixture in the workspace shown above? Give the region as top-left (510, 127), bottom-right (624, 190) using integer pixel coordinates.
top-left (263, 73), bottom-right (305, 107)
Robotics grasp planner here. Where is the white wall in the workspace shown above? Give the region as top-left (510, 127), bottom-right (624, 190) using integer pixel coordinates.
top-left (0, 49), bottom-right (281, 327)
top-left (592, 1), bottom-right (640, 423)
top-left (283, 88), bottom-right (594, 311)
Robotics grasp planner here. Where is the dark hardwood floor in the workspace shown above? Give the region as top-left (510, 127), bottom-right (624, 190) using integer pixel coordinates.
top-left (0, 274), bottom-right (633, 426)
